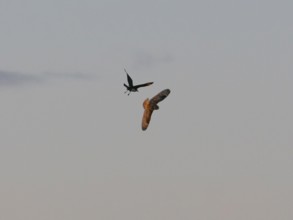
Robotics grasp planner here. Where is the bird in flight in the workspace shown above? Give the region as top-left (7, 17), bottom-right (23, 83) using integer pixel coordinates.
top-left (124, 69), bottom-right (153, 95)
top-left (141, 89), bottom-right (171, 130)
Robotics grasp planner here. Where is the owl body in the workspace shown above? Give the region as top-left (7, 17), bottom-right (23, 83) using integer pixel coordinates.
top-left (143, 98), bottom-right (159, 111)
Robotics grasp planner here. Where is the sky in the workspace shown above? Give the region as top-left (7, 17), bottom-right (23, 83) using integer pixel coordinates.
top-left (1, 0), bottom-right (293, 219)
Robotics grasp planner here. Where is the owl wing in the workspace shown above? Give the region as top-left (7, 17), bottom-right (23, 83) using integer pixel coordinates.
top-left (142, 108), bottom-right (153, 130)
top-left (150, 89), bottom-right (171, 105)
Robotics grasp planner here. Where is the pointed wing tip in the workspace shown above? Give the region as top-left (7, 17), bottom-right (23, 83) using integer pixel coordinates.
top-left (159, 88), bottom-right (171, 97)
top-left (124, 68), bottom-right (129, 76)
top-left (162, 89), bottom-right (171, 96)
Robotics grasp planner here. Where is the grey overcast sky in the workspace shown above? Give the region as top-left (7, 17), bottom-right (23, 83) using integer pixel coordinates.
top-left (1, 0), bottom-right (293, 219)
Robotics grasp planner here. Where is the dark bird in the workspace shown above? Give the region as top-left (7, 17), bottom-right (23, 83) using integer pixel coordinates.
top-left (142, 89), bottom-right (171, 130)
top-left (124, 69), bottom-right (153, 95)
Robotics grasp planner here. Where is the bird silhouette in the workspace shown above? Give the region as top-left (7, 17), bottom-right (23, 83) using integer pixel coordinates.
top-left (124, 69), bottom-right (153, 95)
top-left (142, 89), bottom-right (171, 130)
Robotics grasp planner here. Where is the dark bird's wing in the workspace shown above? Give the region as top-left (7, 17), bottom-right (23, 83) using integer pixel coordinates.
top-left (133, 82), bottom-right (153, 89)
top-left (150, 89), bottom-right (171, 105)
top-left (142, 108), bottom-right (153, 130)
top-left (124, 69), bottom-right (133, 87)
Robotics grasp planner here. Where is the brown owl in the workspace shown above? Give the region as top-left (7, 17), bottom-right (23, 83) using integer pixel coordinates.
top-left (142, 89), bottom-right (171, 130)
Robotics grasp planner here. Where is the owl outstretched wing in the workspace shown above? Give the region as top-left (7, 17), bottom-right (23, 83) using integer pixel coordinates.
top-left (150, 89), bottom-right (171, 106)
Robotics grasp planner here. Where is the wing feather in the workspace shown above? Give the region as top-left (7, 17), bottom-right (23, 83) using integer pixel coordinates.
top-left (133, 82), bottom-right (153, 89)
top-left (150, 89), bottom-right (170, 105)
top-left (124, 69), bottom-right (133, 87)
